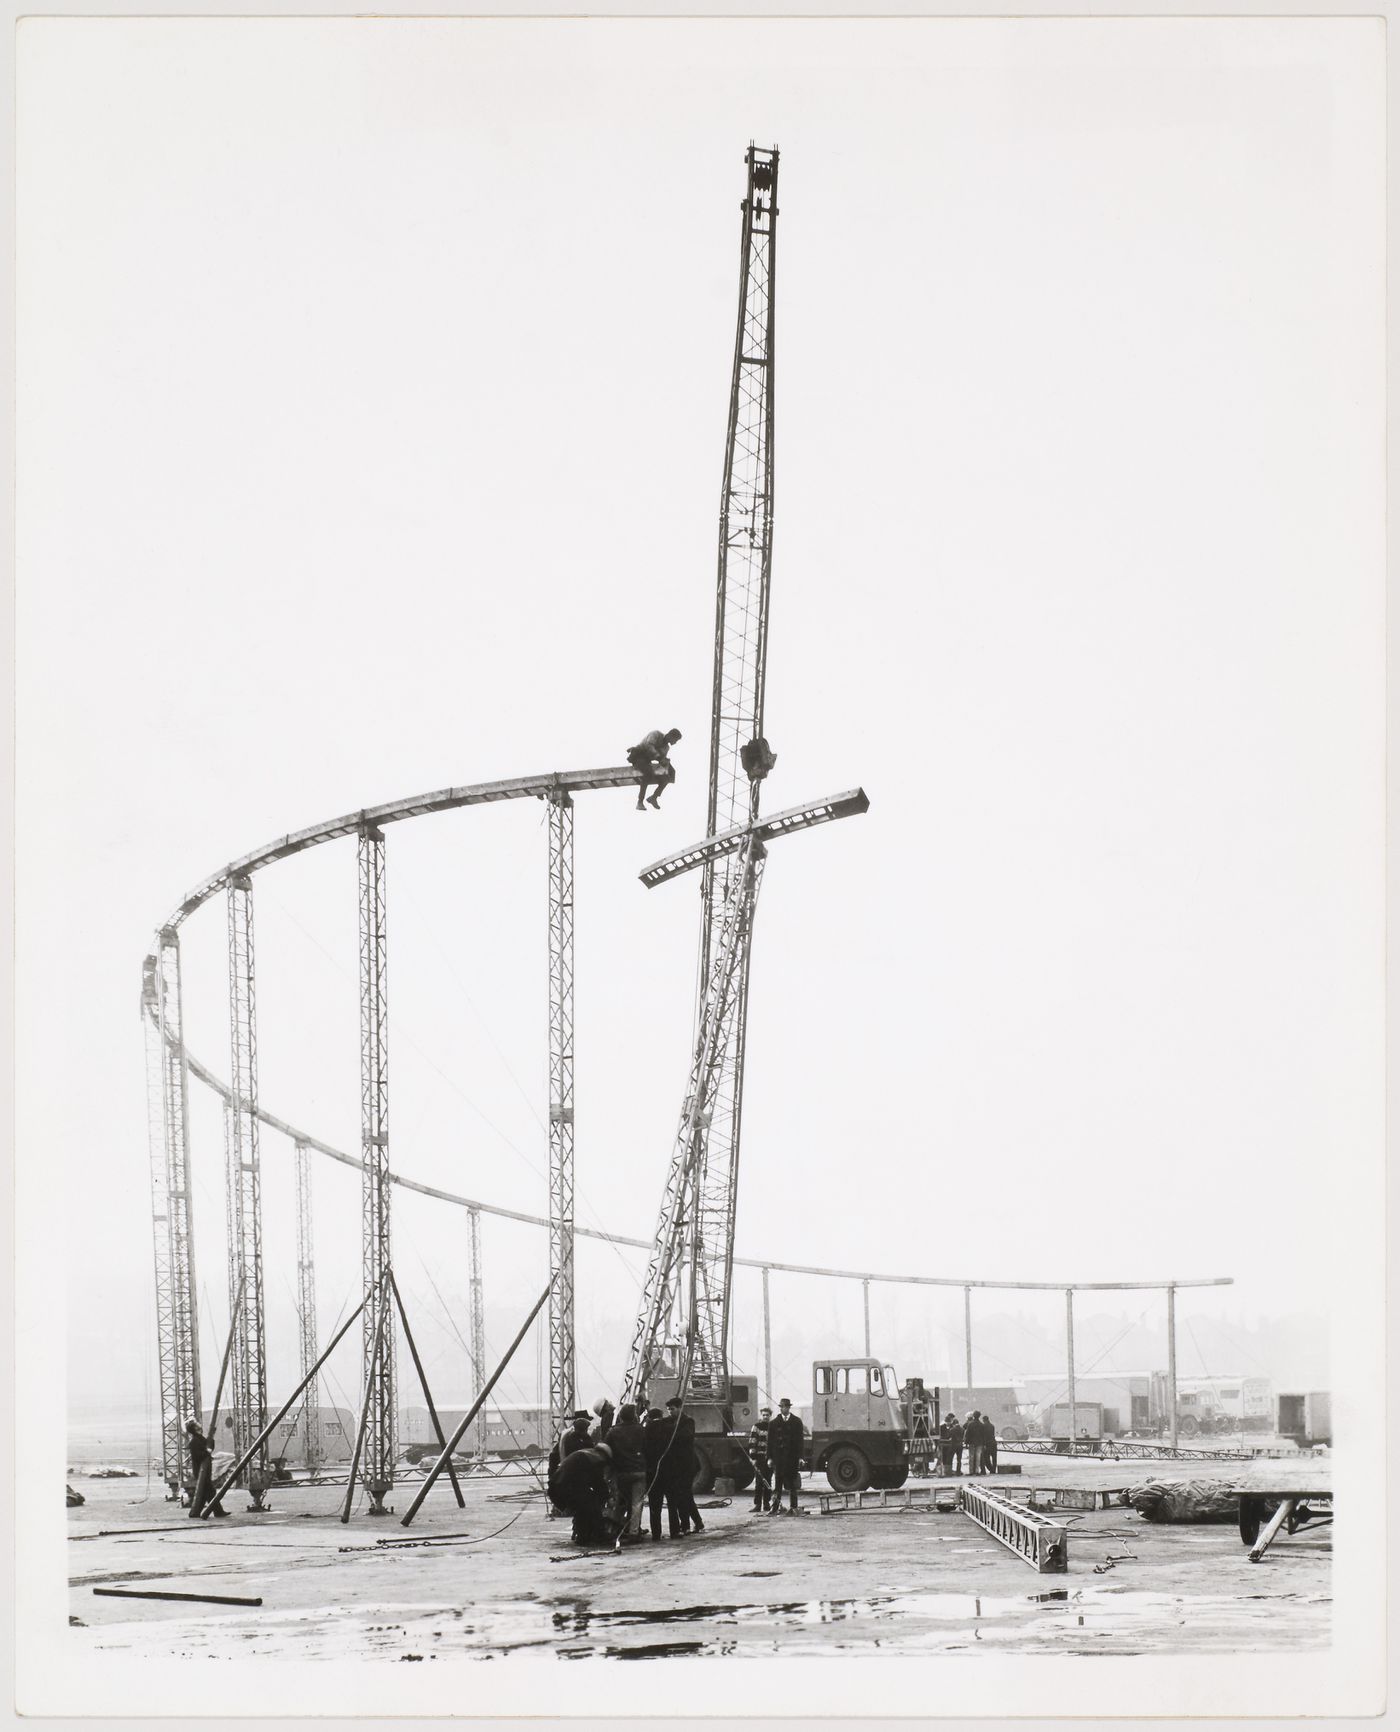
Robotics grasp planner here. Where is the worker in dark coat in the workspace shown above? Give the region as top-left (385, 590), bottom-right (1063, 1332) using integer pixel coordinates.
top-left (551, 1441), bottom-right (615, 1546)
top-left (185, 1419), bottom-right (228, 1518)
top-left (642, 1408), bottom-right (681, 1540)
top-left (663, 1397), bottom-right (704, 1535)
top-left (947, 1414), bottom-right (965, 1475)
top-left (548, 1410), bottom-right (594, 1504)
top-left (982, 1418), bottom-right (999, 1475)
top-left (766, 1397), bottom-right (804, 1515)
top-left (936, 1416), bottom-right (954, 1476)
top-left (626, 728), bottom-right (682, 810)
top-left (966, 1410), bottom-right (984, 1476)
top-left (607, 1404), bottom-right (648, 1544)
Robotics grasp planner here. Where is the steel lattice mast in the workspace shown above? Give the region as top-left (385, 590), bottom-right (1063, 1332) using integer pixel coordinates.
top-left (225, 878), bottom-right (268, 1505)
top-left (468, 1206), bottom-right (486, 1456)
top-left (293, 1140), bottom-right (321, 1473)
top-left (142, 931), bottom-right (202, 1494)
top-left (358, 824), bottom-right (395, 1512)
top-left (545, 785), bottom-right (577, 1422)
top-left (626, 145), bottom-right (780, 1402)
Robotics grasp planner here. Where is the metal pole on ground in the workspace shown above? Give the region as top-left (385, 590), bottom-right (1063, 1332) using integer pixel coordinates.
top-left (1065, 1290), bottom-right (1076, 1443)
top-left (204, 1292), bottom-right (368, 1515)
top-left (1167, 1283), bottom-right (1178, 1450)
top-left (389, 1272), bottom-right (465, 1509)
top-left (862, 1279), bottom-right (871, 1357)
top-left (401, 1276), bottom-right (555, 1526)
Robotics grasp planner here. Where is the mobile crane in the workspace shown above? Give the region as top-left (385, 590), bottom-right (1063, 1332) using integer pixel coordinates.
top-left (621, 147), bottom-right (869, 1492)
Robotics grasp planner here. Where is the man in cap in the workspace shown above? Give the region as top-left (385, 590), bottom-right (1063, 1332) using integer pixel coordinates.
top-left (663, 1396), bottom-right (704, 1535)
top-left (747, 1406), bottom-right (774, 1513)
top-left (626, 728), bottom-right (682, 811)
top-left (766, 1397), bottom-right (805, 1516)
top-left (184, 1418), bottom-right (228, 1519)
top-left (551, 1439), bottom-right (615, 1546)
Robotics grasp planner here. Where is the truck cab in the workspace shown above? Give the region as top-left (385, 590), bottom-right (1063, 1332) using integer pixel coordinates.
top-left (810, 1357), bottom-right (910, 1493)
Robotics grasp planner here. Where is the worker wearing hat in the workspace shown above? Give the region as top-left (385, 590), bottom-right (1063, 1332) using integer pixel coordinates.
top-left (766, 1397), bottom-right (804, 1516)
top-left (184, 1418), bottom-right (228, 1519)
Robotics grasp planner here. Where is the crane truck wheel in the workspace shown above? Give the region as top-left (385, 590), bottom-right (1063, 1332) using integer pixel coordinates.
top-left (691, 1447), bottom-right (717, 1495)
top-left (1179, 1414), bottom-right (1200, 1438)
top-left (825, 1446), bottom-right (872, 1493)
top-left (730, 1454), bottom-right (755, 1492)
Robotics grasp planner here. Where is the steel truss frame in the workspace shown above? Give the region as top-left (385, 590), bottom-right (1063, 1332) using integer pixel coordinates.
top-left (358, 825), bottom-right (395, 1512)
top-left (293, 1141), bottom-right (321, 1473)
top-left (225, 878), bottom-right (269, 1503)
top-left (545, 787), bottom-right (576, 1423)
top-left (142, 931), bottom-right (202, 1493)
top-left (626, 835), bottom-right (768, 1402)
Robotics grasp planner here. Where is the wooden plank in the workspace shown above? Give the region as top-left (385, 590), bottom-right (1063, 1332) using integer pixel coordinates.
top-left (93, 1587), bottom-right (264, 1607)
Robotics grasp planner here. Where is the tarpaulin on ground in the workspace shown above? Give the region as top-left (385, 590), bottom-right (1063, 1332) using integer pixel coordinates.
top-left (1127, 1479), bottom-right (1240, 1523)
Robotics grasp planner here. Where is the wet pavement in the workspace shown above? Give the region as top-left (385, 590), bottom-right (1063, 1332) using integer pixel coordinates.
top-left (66, 1455), bottom-right (1331, 1659)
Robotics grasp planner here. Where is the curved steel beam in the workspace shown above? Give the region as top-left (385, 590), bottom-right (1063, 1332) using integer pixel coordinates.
top-left (146, 993), bottom-right (1229, 1295)
top-left (164, 765), bottom-right (642, 932)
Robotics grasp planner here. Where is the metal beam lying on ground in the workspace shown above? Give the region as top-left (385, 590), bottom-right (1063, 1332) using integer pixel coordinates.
top-left (637, 788), bottom-right (869, 888)
top-left (960, 1482), bottom-right (1068, 1573)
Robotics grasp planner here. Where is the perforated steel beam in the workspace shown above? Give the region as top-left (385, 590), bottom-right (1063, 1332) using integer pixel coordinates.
top-left (225, 878), bottom-right (268, 1505)
top-left (142, 931), bottom-right (201, 1493)
top-left (545, 787), bottom-right (576, 1424)
top-left (639, 788), bottom-right (869, 888)
top-left (358, 825), bottom-right (394, 1512)
top-left (294, 1140), bottom-right (321, 1473)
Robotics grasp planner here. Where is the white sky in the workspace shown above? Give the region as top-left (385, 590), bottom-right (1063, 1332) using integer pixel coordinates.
top-left (17, 19), bottom-right (1383, 1422)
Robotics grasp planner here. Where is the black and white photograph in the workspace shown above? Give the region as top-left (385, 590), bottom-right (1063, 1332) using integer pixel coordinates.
top-left (13, 11), bottom-right (1385, 1718)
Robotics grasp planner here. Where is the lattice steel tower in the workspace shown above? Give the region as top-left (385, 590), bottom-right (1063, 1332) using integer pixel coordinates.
top-left (545, 785), bottom-right (577, 1421)
top-left (627, 145), bottom-right (779, 1402)
top-left (225, 878), bottom-right (269, 1504)
top-left (142, 930), bottom-right (202, 1493)
top-left (358, 824), bottom-right (395, 1512)
top-left (293, 1141), bottom-right (322, 1473)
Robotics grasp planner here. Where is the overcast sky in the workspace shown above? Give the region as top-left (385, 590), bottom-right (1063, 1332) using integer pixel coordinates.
top-left (17, 19), bottom-right (1382, 1423)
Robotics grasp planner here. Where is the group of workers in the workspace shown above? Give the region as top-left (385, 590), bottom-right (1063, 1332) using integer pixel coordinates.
top-left (547, 1397), bottom-right (705, 1548)
top-left (548, 1393), bottom-right (809, 1545)
top-left (936, 1410), bottom-right (999, 1477)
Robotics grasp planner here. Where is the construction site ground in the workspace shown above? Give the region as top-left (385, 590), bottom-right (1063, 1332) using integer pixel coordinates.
top-left (66, 1452), bottom-right (1330, 1660)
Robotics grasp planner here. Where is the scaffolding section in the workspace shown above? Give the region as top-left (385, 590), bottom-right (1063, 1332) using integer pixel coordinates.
top-left (546, 786), bottom-right (577, 1423)
top-left (358, 825), bottom-right (395, 1512)
top-left (294, 1140), bottom-right (321, 1474)
top-left (225, 878), bottom-right (268, 1505)
top-left (142, 931), bottom-right (202, 1494)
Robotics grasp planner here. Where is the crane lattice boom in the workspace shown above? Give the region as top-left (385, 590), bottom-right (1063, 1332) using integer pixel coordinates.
top-left (626, 146), bottom-right (780, 1404)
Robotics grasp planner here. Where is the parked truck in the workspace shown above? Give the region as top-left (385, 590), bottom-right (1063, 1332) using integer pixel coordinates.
top-left (807, 1357), bottom-right (914, 1491)
top-left (1277, 1391), bottom-right (1331, 1447)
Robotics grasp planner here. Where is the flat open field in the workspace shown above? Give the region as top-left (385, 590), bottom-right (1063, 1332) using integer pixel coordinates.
top-left (66, 1454), bottom-right (1330, 1660)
